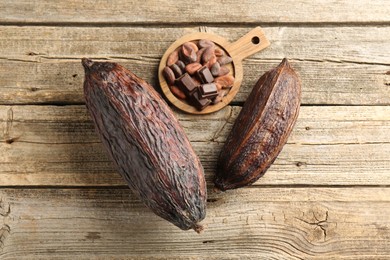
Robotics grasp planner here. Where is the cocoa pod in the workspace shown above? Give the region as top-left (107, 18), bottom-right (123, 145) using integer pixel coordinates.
top-left (214, 58), bottom-right (301, 191)
top-left (82, 58), bottom-right (207, 232)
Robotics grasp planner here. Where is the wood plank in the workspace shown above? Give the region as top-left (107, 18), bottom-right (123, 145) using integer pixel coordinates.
top-left (1, 105), bottom-right (389, 187)
top-left (0, 187), bottom-right (389, 258)
top-left (1, 0), bottom-right (390, 24)
top-left (0, 26), bottom-right (389, 105)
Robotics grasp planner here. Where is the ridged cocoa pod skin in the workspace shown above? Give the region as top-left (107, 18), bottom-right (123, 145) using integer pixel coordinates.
top-left (82, 58), bottom-right (206, 232)
top-left (214, 58), bottom-right (301, 191)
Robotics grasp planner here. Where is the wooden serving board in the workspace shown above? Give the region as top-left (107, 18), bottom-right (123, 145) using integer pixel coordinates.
top-left (158, 27), bottom-right (270, 114)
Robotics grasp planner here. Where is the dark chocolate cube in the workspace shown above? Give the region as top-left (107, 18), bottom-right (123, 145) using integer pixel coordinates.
top-left (199, 83), bottom-right (218, 99)
top-left (196, 66), bottom-right (214, 84)
top-left (176, 73), bottom-right (198, 97)
top-left (191, 91), bottom-right (211, 111)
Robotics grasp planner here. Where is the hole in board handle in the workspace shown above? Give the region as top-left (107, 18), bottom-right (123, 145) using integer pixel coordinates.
top-left (251, 36), bottom-right (260, 44)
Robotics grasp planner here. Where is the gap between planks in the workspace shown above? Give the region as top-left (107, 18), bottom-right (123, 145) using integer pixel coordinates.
top-left (1, 21), bottom-right (390, 28)
top-left (1, 105), bottom-right (389, 187)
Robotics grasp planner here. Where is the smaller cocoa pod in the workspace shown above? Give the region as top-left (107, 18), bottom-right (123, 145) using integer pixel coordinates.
top-left (214, 58), bottom-right (301, 191)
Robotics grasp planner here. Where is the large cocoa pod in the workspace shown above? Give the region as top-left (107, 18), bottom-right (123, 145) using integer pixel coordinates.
top-left (214, 58), bottom-right (301, 191)
top-left (82, 58), bottom-right (206, 232)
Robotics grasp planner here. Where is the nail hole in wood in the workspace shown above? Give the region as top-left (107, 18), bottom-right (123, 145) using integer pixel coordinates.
top-left (296, 162), bottom-right (304, 167)
top-left (251, 36), bottom-right (260, 45)
top-left (5, 138), bottom-right (14, 144)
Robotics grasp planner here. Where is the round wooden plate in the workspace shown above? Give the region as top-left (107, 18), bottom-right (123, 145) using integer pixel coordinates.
top-left (158, 27), bottom-right (270, 114)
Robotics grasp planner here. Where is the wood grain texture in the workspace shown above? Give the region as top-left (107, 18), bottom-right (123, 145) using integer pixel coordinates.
top-left (1, 0), bottom-right (390, 257)
top-left (1, 105), bottom-right (389, 187)
top-left (1, 0), bottom-right (390, 24)
top-left (0, 187), bottom-right (389, 259)
top-left (0, 26), bottom-right (389, 105)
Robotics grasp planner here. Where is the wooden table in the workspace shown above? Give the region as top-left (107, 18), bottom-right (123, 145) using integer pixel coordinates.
top-left (1, 1), bottom-right (389, 259)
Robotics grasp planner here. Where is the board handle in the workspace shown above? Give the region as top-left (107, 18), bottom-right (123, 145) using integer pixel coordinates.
top-left (226, 27), bottom-right (270, 61)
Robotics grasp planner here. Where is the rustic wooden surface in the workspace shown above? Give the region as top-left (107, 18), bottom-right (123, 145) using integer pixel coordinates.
top-left (0, 1), bottom-right (389, 259)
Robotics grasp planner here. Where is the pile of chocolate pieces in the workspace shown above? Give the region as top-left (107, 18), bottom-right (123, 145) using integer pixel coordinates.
top-left (163, 39), bottom-right (235, 111)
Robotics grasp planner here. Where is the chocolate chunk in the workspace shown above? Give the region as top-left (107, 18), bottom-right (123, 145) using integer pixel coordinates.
top-left (196, 66), bottom-right (214, 84)
top-left (199, 83), bottom-right (218, 99)
top-left (176, 73), bottom-right (198, 97)
top-left (191, 91), bottom-right (211, 111)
